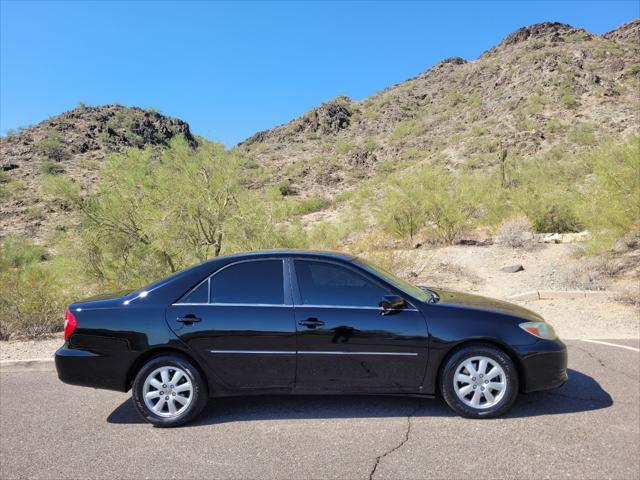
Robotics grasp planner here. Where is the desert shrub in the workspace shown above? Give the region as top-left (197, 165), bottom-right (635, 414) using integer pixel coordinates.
top-left (0, 236), bottom-right (75, 339)
top-left (510, 151), bottom-right (586, 233)
top-left (45, 137), bottom-right (243, 287)
top-left (390, 119), bottom-right (429, 143)
top-left (377, 166), bottom-right (492, 244)
top-left (494, 214), bottom-right (533, 247)
top-left (614, 288), bottom-right (640, 307)
top-left (38, 130), bottom-right (68, 161)
top-left (25, 205), bottom-right (45, 221)
top-left (0, 264), bottom-right (67, 339)
top-left (527, 94), bottom-right (547, 114)
top-left (546, 118), bottom-right (566, 134)
top-left (105, 110), bottom-right (145, 147)
top-left (39, 160), bottom-right (65, 175)
top-left (0, 235), bottom-right (47, 269)
top-left (288, 196), bottom-right (331, 216)
top-left (561, 256), bottom-right (617, 291)
top-left (44, 136), bottom-right (299, 289)
top-left (570, 123), bottom-right (596, 145)
top-left (581, 138), bottom-right (640, 252)
top-left (560, 93), bottom-right (577, 108)
top-left (377, 182), bottom-right (426, 241)
top-left (533, 204), bottom-right (583, 233)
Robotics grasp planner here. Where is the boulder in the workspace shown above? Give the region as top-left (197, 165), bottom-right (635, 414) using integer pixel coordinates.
top-left (501, 264), bottom-right (525, 273)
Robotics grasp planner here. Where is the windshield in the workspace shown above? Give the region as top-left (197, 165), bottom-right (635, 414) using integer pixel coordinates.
top-left (354, 257), bottom-right (432, 303)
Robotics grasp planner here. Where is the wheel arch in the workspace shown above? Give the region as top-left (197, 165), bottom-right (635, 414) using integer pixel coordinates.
top-left (435, 339), bottom-right (526, 394)
top-left (126, 346), bottom-right (210, 392)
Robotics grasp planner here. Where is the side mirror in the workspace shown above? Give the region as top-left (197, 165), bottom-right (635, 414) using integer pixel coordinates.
top-left (379, 295), bottom-right (406, 315)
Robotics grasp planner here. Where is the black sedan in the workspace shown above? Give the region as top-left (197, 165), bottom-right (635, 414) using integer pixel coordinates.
top-left (56, 250), bottom-right (567, 426)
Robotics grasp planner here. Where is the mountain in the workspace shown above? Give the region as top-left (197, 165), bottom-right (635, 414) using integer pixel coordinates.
top-left (1, 104), bottom-right (196, 238)
top-left (238, 20), bottom-right (639, 195)
top-left (1, 20), bottom-right (639, 240)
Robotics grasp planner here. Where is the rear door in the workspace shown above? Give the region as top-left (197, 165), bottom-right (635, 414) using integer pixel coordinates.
top-left (166, 258), bottom-right (296, 392)
top-left (291, 259), bottom-right (429, 393)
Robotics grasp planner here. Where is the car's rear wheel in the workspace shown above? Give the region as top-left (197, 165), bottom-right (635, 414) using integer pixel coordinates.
top-left (440, 344), bottom-right (518, 418)
top-left (132, 354), bottom-right (208, 427)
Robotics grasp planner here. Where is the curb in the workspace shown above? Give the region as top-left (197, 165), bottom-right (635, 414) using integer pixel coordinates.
top-left (0, 358), bottom-right (54, 371)
top-left (507, 290), bottom-right (610, 301)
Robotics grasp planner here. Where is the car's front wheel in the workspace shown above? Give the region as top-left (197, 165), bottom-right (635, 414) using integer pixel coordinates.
top-left (440, 344), bottom-right (519, 418)
top-left (132, 354), bottom-right (208, 427)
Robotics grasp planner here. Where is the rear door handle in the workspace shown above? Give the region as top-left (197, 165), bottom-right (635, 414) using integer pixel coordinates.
top-left (177, 315), bottom-right (202, 324)
top-left (298, 317), bottom-right (325, 328)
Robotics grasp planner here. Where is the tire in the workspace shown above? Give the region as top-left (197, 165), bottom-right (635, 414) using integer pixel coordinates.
top-left (132, 354), bottom-right (208, 427)
top-left (439, 344), bottom-right (519, 419)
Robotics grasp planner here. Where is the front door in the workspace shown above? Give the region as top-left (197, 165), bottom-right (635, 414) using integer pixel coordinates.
top-left (166, 258), bottom-right (296, 392)
top-left (291, 259), bottom-right (429, 393)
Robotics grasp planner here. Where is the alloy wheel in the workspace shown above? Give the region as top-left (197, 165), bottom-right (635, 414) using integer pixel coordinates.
top-left (142, 366), bottom-right (193, 418)
top-left (453, 356), bottom-right (507, 409)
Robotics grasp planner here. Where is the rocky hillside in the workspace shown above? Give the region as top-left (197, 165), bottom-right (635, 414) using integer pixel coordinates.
top-left (1, 105), bottom-right (195, 238)
top-left (239, 20), bottom-right (639, 195)
top-left (1, 20), bottom-right (638, 241)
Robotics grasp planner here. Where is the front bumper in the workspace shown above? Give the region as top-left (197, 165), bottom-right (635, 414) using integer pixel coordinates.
top-left (519, 339), bottom-right (568, 393)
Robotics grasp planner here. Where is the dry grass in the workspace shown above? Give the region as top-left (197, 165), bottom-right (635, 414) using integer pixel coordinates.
top-left (494, 214), bottom-right (534, 248)
top-left (560, 255), bottom-right (626, 291)
top-left (614, 287), bottom-right (640, 307)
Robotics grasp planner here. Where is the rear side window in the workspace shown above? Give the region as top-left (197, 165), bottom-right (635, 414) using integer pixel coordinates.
top-left (294, 260), bottom-right (389, 307)
top-left (210, 260), bottom-right (284, 305)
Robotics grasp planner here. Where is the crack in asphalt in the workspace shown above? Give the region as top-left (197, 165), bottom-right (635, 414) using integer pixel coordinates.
top-left (368, 399), bottom-right (422, 480)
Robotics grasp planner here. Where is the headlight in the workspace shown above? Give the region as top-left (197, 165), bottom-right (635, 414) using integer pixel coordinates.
top-left (519, 321), bottom-right (557, 340)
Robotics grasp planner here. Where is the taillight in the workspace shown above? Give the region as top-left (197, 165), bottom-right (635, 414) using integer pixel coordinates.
top-left (64, 308), bottom-right (78, 341)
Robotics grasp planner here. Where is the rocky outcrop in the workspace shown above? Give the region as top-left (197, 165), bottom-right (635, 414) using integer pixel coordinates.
top-left (603, 18), bottom-right (640, 44)
top-left (302, 96), bottom-right (353, 135)
top-left (501, 22), bottom-right (592, 47)
top-left (0, 104), bottom-right (196, 240)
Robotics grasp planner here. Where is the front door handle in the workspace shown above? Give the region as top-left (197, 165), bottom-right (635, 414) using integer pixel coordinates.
top-left (177, 314), bottom-right (202, 324)
top-left (298, 317), bottom-right (325, 328)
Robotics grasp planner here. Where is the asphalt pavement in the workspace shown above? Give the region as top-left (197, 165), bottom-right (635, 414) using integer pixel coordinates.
top-left (1, 339), bottom-right (638, 480)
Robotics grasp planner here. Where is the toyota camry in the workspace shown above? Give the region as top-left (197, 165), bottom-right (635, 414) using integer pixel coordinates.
top-left (55, 250), bottom-right (567, 427)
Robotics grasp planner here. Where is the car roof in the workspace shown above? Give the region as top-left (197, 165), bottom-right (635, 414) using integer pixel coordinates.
top-left (213, 249), bottom-right (357, 263)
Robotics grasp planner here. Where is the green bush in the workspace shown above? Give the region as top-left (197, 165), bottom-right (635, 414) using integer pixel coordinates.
top-left (570, 123), bottom-right (596, 145)
top-left (377, 166), bottom-right (493, 243)
top-left (560, 93), bottom-right (577, 108)
top-left (533, 204), bottom-right (583, 233)
top-left (0, 264), bottom-right (67, 339)
top-left (38, 131), bottom-right (67, 161)
top-left (581, 137), bottom-right (640, 251)
top-left (45, 136), bottom-right (296, 289)
top-left (39, 160), bottom-right (65, 175)
top-left (0, 235), bottom-right (47, 269)
top-left (290, 196), bottom-right (331, 216)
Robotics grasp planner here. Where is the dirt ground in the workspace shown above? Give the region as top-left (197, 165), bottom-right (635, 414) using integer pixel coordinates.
top-left (1, 243), bottom-right (637, 362)
top-left (402, 242), bottom-right (639, 339)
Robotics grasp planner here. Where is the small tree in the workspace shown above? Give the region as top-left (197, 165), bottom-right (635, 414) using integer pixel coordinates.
top-left (378, 166), bottom-right (490, 244)
top-left (46, 137), bottom-right (247, 287)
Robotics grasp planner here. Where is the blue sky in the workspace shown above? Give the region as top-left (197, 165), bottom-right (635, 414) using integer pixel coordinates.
top-left (1, 1), bottom-right (638, 146)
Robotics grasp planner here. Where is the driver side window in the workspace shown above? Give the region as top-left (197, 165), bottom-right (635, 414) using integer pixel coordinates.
top-left (294, 260), bottom-right (389, 307)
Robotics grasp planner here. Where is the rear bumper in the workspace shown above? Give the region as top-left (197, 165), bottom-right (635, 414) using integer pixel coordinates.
top-left (55, 344), bottom-right (128, 392)
top-left (519, 339), bottom-right (568, 393)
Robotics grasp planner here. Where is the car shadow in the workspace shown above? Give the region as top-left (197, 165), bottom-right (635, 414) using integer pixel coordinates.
top-left (107, 369), bottom-right (612, 426)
